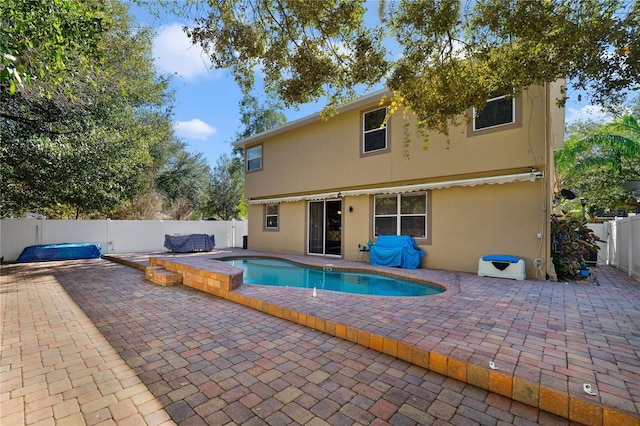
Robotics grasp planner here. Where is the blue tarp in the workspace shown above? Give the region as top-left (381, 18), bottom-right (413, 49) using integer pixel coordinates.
top-left (16, 243), bottom-right (102, 263)
top-left (369, 235), bottom-right (425, 269)
top-left (164, 234), bottom-right (215, 253)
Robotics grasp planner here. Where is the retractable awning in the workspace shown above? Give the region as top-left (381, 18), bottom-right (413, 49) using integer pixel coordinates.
top-left (248, 171), bottom-right (543, 205)
top-left (248, 192), bottom-right (341, 205)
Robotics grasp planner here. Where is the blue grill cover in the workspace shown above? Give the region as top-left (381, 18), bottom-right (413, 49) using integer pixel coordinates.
top-left (369, 235), bottom-right (425, 269)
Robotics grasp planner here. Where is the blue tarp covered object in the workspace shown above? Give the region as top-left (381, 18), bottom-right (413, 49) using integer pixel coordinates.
top-left (16, 243), bottom-right (102, 263)
top-left (369, 235), bottom-right (425, 269)
top-left (164, 234), bottom-right (215, 253)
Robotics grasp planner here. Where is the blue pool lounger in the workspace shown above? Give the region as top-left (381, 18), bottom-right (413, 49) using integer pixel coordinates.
top-left (478, 255), bottom-right (526, 280)
top-left (16, 243), bottom-right (102, 263)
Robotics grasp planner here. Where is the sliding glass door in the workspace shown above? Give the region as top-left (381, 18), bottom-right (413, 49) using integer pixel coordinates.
top-left (308, 200), bottom-right (342, 256)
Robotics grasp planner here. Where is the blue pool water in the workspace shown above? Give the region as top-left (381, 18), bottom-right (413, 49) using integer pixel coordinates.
top-left (222, 258), bottom-right (444, 297)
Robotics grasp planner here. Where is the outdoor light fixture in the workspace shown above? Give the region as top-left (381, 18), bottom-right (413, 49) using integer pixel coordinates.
top-left (580, 197), bottom-right (587, 220)
top-left (349, 206), bottom-right (353, 212)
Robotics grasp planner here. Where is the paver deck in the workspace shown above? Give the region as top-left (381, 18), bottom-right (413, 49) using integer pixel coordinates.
top-left (2, 249), bottom-right (639, 425)
top-left (0, 259), bottom-right (174, 426)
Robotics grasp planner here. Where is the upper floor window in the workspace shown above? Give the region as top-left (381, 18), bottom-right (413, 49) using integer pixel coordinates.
top-left (246, 145), bottom-right (262, 171)
top-left (265, 204), bottom-right (279, 230)
top-left (374, 192), bottom-right (427, 239)
top-left (473, 95), bottom-right (515, 131)
top-left (362, 107), bottom-right (388, 154)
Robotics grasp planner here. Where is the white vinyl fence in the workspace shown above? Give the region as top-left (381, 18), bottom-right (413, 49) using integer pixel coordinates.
top-left (589, 215), bottom-right (640, 281)
top-left (0, 219), bottom-right (248, 262)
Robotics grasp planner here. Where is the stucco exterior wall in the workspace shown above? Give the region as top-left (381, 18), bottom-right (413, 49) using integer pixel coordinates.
top-left (245, 86), bottom-right (549, 201)
top-left (240, 84), bottom-right (563, 279)
top-left (246, 179), bottom-right (545, 277)
top-left (427, 181), bottom-right (545, 277)
top-left (247, 202), bottom-right (307, 255)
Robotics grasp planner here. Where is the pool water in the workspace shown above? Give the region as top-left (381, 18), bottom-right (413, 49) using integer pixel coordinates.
top-left (222, 258), bottom-right (444, 297)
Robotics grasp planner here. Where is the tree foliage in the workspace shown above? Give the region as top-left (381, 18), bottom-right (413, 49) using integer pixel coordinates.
top-left (174, 0), bottom-right (639, 133)
top-left (202, 93), bottom-right (287, 220)
top-left (0, 0), bottom-right (206, 219)
top-left (555, 113), bottom-right (640, 217)
top-left (155, 145), bottom-right (212, 219)
top-left (234, 94), bottom-right (288, 142)
top-left (207, 153), bottom-right (244, 220)
top-left (1, 0), bottom-right (111, 97)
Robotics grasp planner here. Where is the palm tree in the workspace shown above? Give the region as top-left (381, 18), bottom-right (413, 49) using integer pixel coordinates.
top-left (555, 114), bottom-right (640, 217)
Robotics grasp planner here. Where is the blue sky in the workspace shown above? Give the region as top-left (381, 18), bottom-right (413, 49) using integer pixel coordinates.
top-left (131, 3), bottom-right (610, 168)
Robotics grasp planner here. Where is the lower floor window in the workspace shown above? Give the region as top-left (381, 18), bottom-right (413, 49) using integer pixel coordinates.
top-left (374, 192), bottom-right (427, 238)
top-left (265, 204), bottom-right (279, 230)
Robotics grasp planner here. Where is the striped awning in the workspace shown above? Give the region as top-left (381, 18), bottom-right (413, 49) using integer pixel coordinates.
top-left (248, 171), bottom-right (543, 205)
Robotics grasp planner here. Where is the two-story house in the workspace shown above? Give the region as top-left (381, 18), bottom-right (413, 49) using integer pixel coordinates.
top-left (234, 83), bottom-right (565, 279)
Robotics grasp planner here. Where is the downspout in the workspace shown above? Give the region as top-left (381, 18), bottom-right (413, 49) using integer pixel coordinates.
top-left (544, 82), bottom-right (556, 281)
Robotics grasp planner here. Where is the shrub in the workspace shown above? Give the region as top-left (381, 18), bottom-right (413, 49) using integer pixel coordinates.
top-left (551, 212), bottom-right (601, 280)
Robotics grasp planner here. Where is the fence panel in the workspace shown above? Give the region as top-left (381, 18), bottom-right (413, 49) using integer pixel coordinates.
top-left (44, 220), bottom-right (108, 248)
top-left (0, 219), bottom-right (45, 261)
top-left (586, 223), bottom-right (608, 265)
top-left (107, 220), bottom-right (164, 254)
top-left (628, 216), bottom-right (640, 280)
top-left (608, 216), bottom-right (639, 280)
top-left (0, 219), bottom-right (247, 262)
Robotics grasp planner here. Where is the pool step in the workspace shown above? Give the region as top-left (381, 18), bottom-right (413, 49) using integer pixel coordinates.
top-left (145, 265), bottom-right (182, 286)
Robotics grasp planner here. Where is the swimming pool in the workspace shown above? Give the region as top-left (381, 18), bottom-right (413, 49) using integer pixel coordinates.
top-left (221, 257), bottom-right (444, 297)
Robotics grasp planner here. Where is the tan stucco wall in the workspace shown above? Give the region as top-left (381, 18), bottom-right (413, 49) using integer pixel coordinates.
top-left (247, 202), bottom-right (307, 255)
top-left (242, 84), bottom-right (563, 279)
top-left (426, 181), bottom-right (545, 277)
top-left (247, 178), bottom-right (545, 278)
top-left (244, 85), bottom-right (551, 200)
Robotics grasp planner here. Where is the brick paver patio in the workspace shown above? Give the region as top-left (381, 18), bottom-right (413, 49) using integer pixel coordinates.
top-left (0, 260), bottom-right (173, 425)
top-left (2, 250), bottom-right (639, 425)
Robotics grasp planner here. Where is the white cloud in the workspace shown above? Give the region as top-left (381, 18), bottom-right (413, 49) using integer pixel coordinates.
top-left (153, 23), bottom-right (213, 80)
top-left (174, 119), bottom-right (217, 140)
top-left (565, 104), bottom-right (613, 125)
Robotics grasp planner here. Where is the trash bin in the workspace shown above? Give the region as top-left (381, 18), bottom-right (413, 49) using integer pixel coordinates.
top-left (242, 236), bottom-right (248, 249)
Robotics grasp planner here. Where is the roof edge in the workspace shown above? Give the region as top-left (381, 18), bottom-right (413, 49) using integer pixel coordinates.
top-left (233, 89), bottom-right (392, 148)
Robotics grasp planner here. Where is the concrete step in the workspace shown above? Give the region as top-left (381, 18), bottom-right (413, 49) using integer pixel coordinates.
top-left (144, 265), bottom-right (182, 286)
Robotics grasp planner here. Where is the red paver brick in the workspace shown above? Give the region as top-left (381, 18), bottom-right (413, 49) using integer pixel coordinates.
top-left (5, 256), bottom-right (640, 426)
top-left (369, 398), bottom-right (398, 420)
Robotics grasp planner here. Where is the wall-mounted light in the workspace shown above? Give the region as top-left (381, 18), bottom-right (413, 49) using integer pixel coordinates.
top-left (349, 206), bottom-right (353, 212)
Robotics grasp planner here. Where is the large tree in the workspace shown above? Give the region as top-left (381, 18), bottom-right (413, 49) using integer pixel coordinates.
top-left (207, 153), bottom-right (244, 220)
top-left (203, 94), bottom-right (287, 220)
top-left (155, 145), bottom-right (212, 219)
top-left (0, 1), bottom-right (182, 218)
top-left (172, 0), bottom-right (639, 134)
top-left (232, 94), bottom-right (287, 218)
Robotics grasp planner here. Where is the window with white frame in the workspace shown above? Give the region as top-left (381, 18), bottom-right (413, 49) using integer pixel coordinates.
top-left (246, 145), bottom-right (262, 171)
top-left (473, 95), bottom-right (515, 131)
top-left (374, 192), bottom-right (427, 238)
top-left (362, 106), bottom-right (387, 153)
top-left (264, 204), bottom-right (279, 230)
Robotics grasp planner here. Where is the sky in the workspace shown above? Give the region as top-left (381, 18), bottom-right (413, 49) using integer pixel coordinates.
top-left (130, 3), bottom-right (612, 169)
top-left (131, 4), bottom-right (333, 167)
